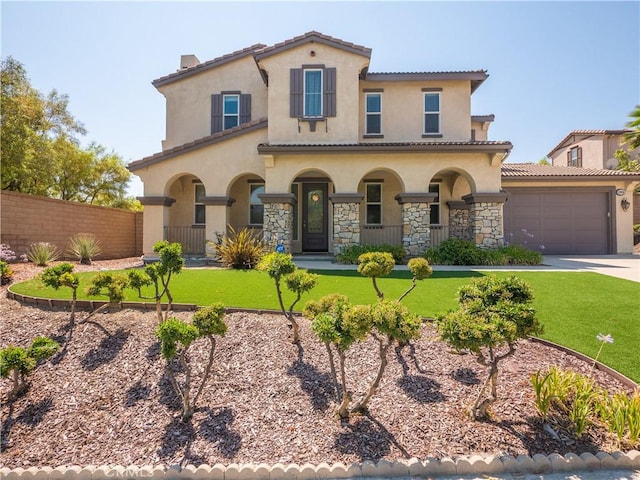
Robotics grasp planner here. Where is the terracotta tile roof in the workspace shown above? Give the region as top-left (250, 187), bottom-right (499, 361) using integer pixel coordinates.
top-left (253, 31), bottom-right (372, 61)
top-left (128, 118), bottom-right (268, 171)
top-left (152, 43), bottom-right (267, 88)
top-left (547, 129), bottom-right (631, 157)
top-left (501, 163), bottom-right (640, 178)
top-left (471, 114), bottom-right (495, 123)
top-left (365, 70), bottom-right (488, 92)
top-left (257, 141), bottom-right (512, 154)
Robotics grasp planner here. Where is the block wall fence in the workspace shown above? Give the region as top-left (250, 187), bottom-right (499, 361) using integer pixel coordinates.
top-left (1, 191), bottom-right (143, 259)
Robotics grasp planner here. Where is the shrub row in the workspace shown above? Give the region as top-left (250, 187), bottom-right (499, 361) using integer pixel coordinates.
top-left (424, 238), bottom-right (542, 266)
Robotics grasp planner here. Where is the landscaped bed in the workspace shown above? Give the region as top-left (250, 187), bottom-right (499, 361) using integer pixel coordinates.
top-left (0, 259), bottom-right (636, 469)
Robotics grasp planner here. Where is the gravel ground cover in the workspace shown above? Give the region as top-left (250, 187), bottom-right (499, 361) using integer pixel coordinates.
top-left (0, 259), bottom-right (630, 469)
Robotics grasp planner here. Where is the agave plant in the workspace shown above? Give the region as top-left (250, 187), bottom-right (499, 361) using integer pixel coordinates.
top-left (211, 226), bottom-right (265, 269)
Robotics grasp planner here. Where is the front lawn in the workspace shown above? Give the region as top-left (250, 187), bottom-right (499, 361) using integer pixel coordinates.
top-left (10, 269), bottom-right (639, 382)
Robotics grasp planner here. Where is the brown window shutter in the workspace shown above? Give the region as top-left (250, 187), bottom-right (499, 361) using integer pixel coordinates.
top-left (323, 67), bottom-right (336, 117)
top-left (567, 150), bottom-right (571, 166)
top-left (577, 146), bottom-right (582, 167)
top-left (290, 69), bottom-right (303, 117)
top-left (240, 94), bottom-right (251, 124)
top-left (211, 94), bottom-right (223, 134)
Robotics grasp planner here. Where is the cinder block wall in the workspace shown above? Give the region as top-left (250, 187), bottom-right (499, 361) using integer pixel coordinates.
top-left (1, 191), bottom-right (143, 259)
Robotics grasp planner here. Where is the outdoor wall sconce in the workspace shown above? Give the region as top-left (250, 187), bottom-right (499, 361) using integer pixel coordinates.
top-left (621, 197), bottom-right (630, 211)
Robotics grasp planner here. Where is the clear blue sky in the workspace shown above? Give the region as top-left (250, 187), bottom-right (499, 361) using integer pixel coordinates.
top-left (2, 1), bottom-right (639, 197)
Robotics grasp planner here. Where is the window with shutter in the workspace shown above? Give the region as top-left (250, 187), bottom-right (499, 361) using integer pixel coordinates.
top-left (211, 92), bottom-right (252, 133)
top-left (568, 146), bottom-right (582, 167)
top-left (290, 67), bottom-right (337, 119)
top-left (211, 94), bottom-right (223, 134)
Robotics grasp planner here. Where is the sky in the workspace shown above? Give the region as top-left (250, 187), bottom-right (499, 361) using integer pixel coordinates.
top-left (2, 1), bottom-right (639, 198)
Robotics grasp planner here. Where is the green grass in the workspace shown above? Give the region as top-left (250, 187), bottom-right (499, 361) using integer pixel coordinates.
top-left (10, 268), bottom-right (640, 382)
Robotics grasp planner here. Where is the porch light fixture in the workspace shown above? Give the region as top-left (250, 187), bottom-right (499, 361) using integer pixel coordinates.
top-left (621, 197), bottom-right (630, 212)
top-left (311, 193), bottom-right (320, 202)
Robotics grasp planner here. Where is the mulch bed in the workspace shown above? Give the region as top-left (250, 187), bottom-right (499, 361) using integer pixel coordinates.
top-left (0, 259), bottom-right (631, 469)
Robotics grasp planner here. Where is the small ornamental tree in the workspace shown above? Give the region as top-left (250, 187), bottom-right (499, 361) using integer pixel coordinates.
top-left (357, 252), bottom-right (395, 300)
top-left (128, 241), bottom-right (184, 323)
top-left (41, 263), bottom-right (80, 323)
top-left (86, 271), bottom-right (129, 316)
top-left (305, 295), bottom-right (422, 420)
top-left (436, 275), bottom-right (542, 420)
top-left (156, 303), bottom-right (227, 421)
top-left (398, 257), bottom-right (433, 302)
top-left (0, 337), bottom-right (59, 399)
top-left (258, 252), bottom-right (318, 343)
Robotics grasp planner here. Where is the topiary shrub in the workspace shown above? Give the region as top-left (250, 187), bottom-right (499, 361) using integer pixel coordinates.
top-left (1, 260), bottom-right (14, 285)
top-left (0, 337), bottom-right (60, 399)
top-left (436, 275), bottom-right (542, 420)
top-left (157, 303), bottom-right (227, 421)
top-left (41, 263), bottom-right (80, 323)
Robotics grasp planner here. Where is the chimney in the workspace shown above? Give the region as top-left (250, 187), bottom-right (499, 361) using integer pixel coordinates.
top-left (180, 55), bottom-right (200, 70)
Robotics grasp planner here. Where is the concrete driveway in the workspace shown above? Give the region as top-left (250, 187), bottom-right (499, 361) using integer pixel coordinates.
top-left (541, 255), bottom-right (640, 283)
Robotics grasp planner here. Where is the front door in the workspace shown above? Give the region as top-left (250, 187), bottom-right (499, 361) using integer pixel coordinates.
top-left (302, 183), bottom-right (328, 252)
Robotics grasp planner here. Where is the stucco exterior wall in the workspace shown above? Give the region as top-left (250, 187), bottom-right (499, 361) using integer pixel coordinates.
top-left (158, 56), bottom-right (267, 150)
top-left (167, 175), bottom-right (201, 225)
top-left (357, 171), bottom-right (404, 226)
top-left (359, 80), bottom-right (471, 142)
top-left (256, 43), bottom-right (369, 144)
top-left (502, 178), bottom-right (638, 254)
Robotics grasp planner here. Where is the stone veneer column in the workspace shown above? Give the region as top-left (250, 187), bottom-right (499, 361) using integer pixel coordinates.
top-left (395, 193), bottom-right (437, 257)
top-left (446, 201), bottom-right (472, 241)
top-left (329, 193), bottom-right (364, 255)
top-left (137, 196), bottom-right (175, 257)
top-left (258, 193), bottom-right (296, 253)
top-left (462, 193), bottom-right (509, 249)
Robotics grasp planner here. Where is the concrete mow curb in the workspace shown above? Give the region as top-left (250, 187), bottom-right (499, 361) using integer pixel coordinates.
top-left (1, 451), bottom-right (639, 479)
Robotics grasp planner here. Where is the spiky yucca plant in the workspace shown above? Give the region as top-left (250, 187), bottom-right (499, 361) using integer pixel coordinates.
top-left (212, 226), bottom-right (265, 269)
top-left (68, 233), bottom-right (102, 265)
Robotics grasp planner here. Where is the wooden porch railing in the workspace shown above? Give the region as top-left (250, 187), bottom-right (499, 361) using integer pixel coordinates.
top-left (360, 225), bottom-right (402, 245)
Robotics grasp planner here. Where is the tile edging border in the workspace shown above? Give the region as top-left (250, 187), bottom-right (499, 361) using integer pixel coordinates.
top-left (0, 451), bottom-right (639, 479)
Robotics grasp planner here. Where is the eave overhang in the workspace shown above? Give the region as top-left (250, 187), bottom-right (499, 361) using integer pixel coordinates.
top-left (257, 141), bottom-right (512, 155)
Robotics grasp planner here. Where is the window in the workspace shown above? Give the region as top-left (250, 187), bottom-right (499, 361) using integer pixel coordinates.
top-left (423, 92), bottom-right (440, 134)
top-left (249, 184), bottom-right (264, 225)
top-left (290, 67), bottom-right (336, 118)
top-left (223, 94), bottom-right (239, 130)
top-left (429, 183), bottom-right (440, 224)
top-left (194, 183), bottom-right (205, 225)
top-left (304, 69), bottom-right (323, 117)
top-left (365, 183), bottom-right (382, 225)
top-left (365, 93), bottom-right (382, 135)
top-left (210, 93), bottom-right (251, 134)
top-left (568, 146), bottom-right (582, 167)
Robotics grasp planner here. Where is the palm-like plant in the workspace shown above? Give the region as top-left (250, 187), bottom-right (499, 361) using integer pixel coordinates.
top-left (623, 104), bottom-right (640, 150)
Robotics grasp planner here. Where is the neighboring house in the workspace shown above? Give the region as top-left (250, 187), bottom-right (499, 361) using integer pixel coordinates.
top-left (129, 32), bottom-right (640, 257)
top-left (547, 129), bottom-right (638, 170)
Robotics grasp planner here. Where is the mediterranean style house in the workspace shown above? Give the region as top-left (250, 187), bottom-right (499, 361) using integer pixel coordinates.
top-left (129, 32), bottom-right (639, 257)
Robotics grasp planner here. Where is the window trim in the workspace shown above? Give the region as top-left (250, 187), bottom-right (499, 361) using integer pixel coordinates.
top-left (223, 94), bottom-right (240, 130)
top-left (249, 183), bottom-right (265, 226)
top-left (428, 183), bottom-right (440, 225)
top-left (423, 91), bottom-right (441, 135)
top-left (194, 183), bottom-right (206, 225)
top-left (303, 68), bottom-right (323, 118)
top-left (365, 182), bottom-right (383, 225)
top-left (365, 92), bottom-right (382, 136)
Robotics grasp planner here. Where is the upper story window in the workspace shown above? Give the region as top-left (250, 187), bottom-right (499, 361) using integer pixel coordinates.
top-left (249, 184), bottom-right (265, 225)
top-left (223, 94), bottom-right (239, 130)
top-left (194, 183), bottom-right (206, 225)
top-left (423, 92), bottom-right (441, 135)
top-left (365, 182), bottom-right (382, 225)
top-left (568, 146), bottom-right (582, 167)
top-left (365, 92), bottom-right (382, 135)
top-left (304, 69), bottom-right (323, 117)
top-left (290, 66), bottom-right (336, 119)
top-left (211, 92), bottom-right (251, 134)
top-left (428, 183), bottom-right (440, 224)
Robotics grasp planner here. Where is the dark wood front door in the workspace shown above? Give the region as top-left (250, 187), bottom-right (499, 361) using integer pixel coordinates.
top-left (302, 183), bottom-right (328, 252)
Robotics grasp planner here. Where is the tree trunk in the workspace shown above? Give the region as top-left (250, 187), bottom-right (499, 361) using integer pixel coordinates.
top-left (193, 336), bottom-right (216, 408)
top-left (372, 278), bottom-right (384, 300)
top-left (336, 351), bottom-right (351, 420)
top-left (69, 288), bottom-right (77, 324)
top-left (324, 342), bottom-right (340, 402)
top-left (178, 352), bottom-right (192, 421)
top-left (471, 349), bottom-right (499, 420)
top-left (352, 336), bottom-right (390, 413)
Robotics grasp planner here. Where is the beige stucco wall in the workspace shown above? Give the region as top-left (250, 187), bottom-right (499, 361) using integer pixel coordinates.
top-left (502, 178), bottom-right (639, 254)
top-left (263, 152), bottom-right (501, 193)
top-left (167, 175), bottom-right (201, 225)
top-left (471, 120), bottom-right (490, 141)
top-left (357, 171), bottom-right (404, 226)
top-left (256, 43), bottom-right (369, 144)
top-left (157, 56), bottom-right (268, 150)
top-left (359, 80), bottom-right (471, 142)
top-left (550, 134), bottom-right (640, 170)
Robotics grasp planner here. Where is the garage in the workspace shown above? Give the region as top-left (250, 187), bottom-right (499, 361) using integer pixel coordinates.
top-left (502, 188), bottom-right (612, 254)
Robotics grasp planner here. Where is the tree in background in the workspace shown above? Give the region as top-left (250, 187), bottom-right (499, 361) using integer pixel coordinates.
top-left (623, 104), bottom-right (640, 151)
top-left (0, 56), bottom-right (140, 211)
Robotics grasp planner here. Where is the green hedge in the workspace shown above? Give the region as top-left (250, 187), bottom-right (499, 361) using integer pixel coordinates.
top-left (336, 243), bottom-right (406, 264)
top-left (424, 238), bottom-right (542, 266)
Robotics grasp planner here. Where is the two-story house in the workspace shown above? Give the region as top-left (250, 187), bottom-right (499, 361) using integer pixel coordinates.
top-left (129, 31), bottom-right (513, 258)
top-left (547, 129), bottom-right (638, 170)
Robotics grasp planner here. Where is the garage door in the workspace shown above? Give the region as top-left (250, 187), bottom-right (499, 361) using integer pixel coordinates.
top-left (503, 189), bottom-right (611, 254)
